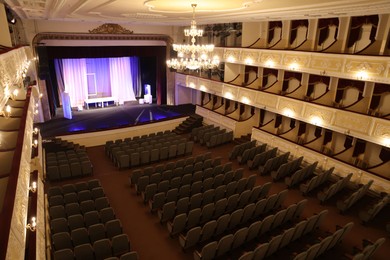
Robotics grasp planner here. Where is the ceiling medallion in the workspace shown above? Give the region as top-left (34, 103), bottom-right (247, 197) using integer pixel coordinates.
top-left (89, 23), bottom-right (133, 34)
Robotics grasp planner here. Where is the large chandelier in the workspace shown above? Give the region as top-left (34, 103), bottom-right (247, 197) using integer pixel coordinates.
top-left (167, 4), bottom-right (219, 71)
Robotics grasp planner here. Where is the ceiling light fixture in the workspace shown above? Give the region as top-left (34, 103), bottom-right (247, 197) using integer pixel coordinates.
top-left (166, 4), bottom-right (219, 71)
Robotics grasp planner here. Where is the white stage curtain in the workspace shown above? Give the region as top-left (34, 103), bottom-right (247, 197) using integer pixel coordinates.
top-left (62, 58), bottom-right (88, 107)
top-left (109, 57), bottom-right (136, 104)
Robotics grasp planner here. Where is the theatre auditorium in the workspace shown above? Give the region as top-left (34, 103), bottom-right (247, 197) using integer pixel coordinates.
top-left (0, 1), bottom-right (389, 259)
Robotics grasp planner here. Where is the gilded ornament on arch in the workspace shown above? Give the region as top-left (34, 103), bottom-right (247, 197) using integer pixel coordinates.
top-left (89, 23), bottom-right (133, 34)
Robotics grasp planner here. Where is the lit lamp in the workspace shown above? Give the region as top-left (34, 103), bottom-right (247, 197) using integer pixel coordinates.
top-left (166, 4), bottom-right (219, 71)
top-left (33, 127), bottom-right (39, 135)
top-left (29, 181), bottom-right (37, 193)
top-left (26, 217), bottom-right (36, 232)
top-left (0, 105), bottom-right (11, 118)
top-left (32, 139), bottom-right (38, 148)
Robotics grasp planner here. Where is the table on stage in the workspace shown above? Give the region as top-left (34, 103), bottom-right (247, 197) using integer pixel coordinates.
top-left (84, 97), bottom-right (116, 109)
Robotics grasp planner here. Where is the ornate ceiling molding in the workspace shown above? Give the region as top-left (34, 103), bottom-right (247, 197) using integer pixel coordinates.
top-left (32, 32), bottom-right (173, 47)
top-left (88, 23), bottom-right (133, 34)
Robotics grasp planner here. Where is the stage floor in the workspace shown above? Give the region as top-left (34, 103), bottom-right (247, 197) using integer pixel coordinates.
top-left (38, 103), bottom-right (196, 138)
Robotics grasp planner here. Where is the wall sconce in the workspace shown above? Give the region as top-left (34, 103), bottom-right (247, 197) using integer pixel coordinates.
top-left (227, 56), bottom-right (235, 63)
top-left (265, 60), bottom-right (274, 68)
top-left (241, 97), bottom-right (250, 104)
top-left (356, 70), bottom-right (368, 80)
top-left (33, 127), bottom-right (39, 135)
top-left (32, 139), bottom-right (38, 148)
top-left (11, 88), bottom-right (19, 100)
top-left (0, 105), bottom-right (11, 118)
top-left (310, 116), bottom-right (323, 126)
top-left (39, 93), bottom-right (43, 99)
top-left (244, 58), bottom-right (253, 65)
top-left (283, 108), bottom-right (294, 118)
top-left (34, 109), bottom-right (39, 115)
top-left (225, 92), bottom-right (233, 99)
top-left (26, 217), bottom-right (36, 232)
top-left (383, 137), bottom-right (390, 148)
top-left (289, 63), bottom-right (299, 71)
top-left (29, 181), bottom-right (37, 193)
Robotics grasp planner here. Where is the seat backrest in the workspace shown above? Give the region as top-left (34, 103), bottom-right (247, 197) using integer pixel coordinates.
top-left (93, 238), bottom-right (113, 260)
top-left (216, 234), bottom-right (234, 257)
top-left (88, 223), bottom-right (106, 243)
top-left (105, 219), bottom-right (123, 239)
top-left (112, 233), bottom-right (130, 257)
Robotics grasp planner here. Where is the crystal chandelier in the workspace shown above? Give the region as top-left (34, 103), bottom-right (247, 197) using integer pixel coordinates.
top-left (167, 4), bottom-right (219, 71)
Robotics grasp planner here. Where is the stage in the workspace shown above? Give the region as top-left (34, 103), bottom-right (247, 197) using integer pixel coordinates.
top-left (38, 103), bottom-right (196, 138)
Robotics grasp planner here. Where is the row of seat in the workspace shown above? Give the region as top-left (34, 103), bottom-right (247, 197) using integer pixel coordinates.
top-left (166, 184), bottom-right (275, 237)
top-left (128, 152), bottom-right (213, 186)
top-left (106, 132), bottom-right (183, 156)
top-left (229, 140), bottom-right (257, 160)
top-left (196, 126), bottom-right (225, 145)
top-left (299, 167), bottom-right (335, 195)
top-left (147, 172), bottom-right (252, 213)
top-left (247, 147), bottom-right (278, 170)
top-left (53, 234), bottom-right (135, 260)
top-left (259, 151), bottom-right (290, 176)
top-left (112, 140), bottom-right (194, 169)
top-left (344, 237), bottom-right (386, 260)
top-left (293, 222), bottom-right (354, 260)
top-left (52, 217), bottom-right (122, 247)
top-left (240, 211), bottom-right (328, 260)
top-left (49, 187), bottom-right (106, 207)
top-left (179, 190), bottom-right (298, 249)
top-left (337, 180), bottom-right (374, 213)
top-left (237, 143), bottom-right (267, 165)
top-left (47, 149), bottom-right (88, 160)
top-left (43, 137), bottom-right (86, 153)
top-left (271, 156), bottom-right (303, 181)
top-left (285, 161), bottom-right (318, 188)
top-left (46, 161), bottom-right (93, 182)
top-left (50, 207), bottom-right (116, 235)
top-left (156, 176), bottom-right (260, 224)
top-left (48, 179), bottom-right (102, 198)
top-left (317, 173), bottom-right (353, 203)
top-left (195, 208), bottom-right (328, 260)
top-left (359, 193), bottom-right (390, 223)
top-left (134, 161), bottom-right (233, 195)
top-left (49, 197), bottom-right (110, 220)
top-left (206, 130), bottom-right (234, 148)
top-left (105, 130), bottom-right (174, 149)
top-left (191, 124), bottom-right (215, 143)
top-left (141, 168), bottom-right (243, 204)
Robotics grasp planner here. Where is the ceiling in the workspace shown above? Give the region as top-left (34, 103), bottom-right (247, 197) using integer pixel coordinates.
top-left (5, 0), bottom-right (390, 26)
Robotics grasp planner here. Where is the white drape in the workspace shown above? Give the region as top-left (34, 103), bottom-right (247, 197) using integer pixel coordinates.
top-left (62, 59), bottom-right (88, 107)
top-left (109, 57), bottom-right (136, 104)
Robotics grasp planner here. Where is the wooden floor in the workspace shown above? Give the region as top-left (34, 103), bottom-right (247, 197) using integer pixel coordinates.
top-left (48, 133), bottom-right (390, 260)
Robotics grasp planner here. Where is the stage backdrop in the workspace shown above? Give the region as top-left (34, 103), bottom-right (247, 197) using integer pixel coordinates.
top-left (54, 57), bottom-right (139, 108)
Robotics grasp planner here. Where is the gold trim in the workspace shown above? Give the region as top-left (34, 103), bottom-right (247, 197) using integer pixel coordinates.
top-left (88, 23), bottom-right (133, 34)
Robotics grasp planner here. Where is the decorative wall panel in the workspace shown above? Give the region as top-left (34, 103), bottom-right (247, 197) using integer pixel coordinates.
top-left (217, 47), bottom-right (390, 83)
top-left (334, 112), bottom-right (371, 134)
